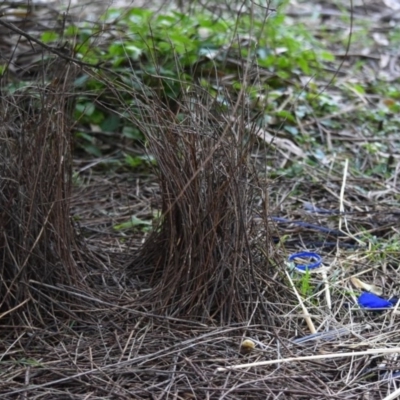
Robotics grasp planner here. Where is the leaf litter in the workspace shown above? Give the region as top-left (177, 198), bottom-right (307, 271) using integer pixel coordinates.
top-left (0, 0), bottom-right (400, 399)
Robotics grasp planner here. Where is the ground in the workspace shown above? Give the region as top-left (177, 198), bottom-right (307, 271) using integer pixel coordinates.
top-left (0, 0), bottom-right (400, 399)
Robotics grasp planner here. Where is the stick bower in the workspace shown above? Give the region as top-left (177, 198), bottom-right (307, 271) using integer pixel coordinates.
top-left (130, 88), bottom-right (277, 324)
top-left (0, 59), bottom-right (80, 326)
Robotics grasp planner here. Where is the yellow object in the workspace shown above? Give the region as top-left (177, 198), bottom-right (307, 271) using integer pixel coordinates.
top-left (240, 339), bottom-right (256, 354)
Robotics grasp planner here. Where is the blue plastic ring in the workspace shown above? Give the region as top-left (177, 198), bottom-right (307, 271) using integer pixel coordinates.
top-left (288, 252), bottom-right (322, 271)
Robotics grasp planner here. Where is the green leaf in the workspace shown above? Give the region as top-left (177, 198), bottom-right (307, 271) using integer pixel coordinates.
top-left (101, 115), bottom-right (120, 132)
top-left (74, 75), bottom-right (89, 88)
top-left (75, 102), bottom-right (95, 117)
top-left (76, 131), bottom-right (93, 142)
top-left (65, 25), bottom-right (79, 37)
top-left (300, 268), bottom-right (312, 297)
top-left (125, 155), bottom-right (144, 168)
top-left (275, 110), bottom-right (296, 123)
top-left (122, 126), bottom-right (143, 140)
top-left (113, 216), bottom-right (153, 231)
top-left (41, 31), bottom-right (59, 43)
top-left (284, 125), bottom-right (299, 136)
top-left (82, 143), bottom-right (102, 157)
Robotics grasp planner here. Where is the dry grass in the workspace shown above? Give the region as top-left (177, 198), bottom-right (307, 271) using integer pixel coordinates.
top-left (0, 1), bottom-right (400, 399)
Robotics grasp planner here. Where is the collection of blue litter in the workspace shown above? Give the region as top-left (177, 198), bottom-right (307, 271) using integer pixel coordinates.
top-left (288, 251), bottom-right (400, 383)
top-left (288, 251), bottom-right (396, 310)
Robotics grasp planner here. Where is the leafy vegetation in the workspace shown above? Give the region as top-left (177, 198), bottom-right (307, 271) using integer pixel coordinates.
top-left (37, 5), bottom-right (338, 161)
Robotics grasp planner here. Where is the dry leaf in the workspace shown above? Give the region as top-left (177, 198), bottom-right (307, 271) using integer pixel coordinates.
top-left (253, 127), bottom-right (306, 158)
top-left (351, 277), bottom-right (382, 296)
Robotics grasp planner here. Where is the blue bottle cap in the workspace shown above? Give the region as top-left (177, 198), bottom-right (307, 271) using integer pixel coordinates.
top-left (288, 252), bottom-right (322, 271)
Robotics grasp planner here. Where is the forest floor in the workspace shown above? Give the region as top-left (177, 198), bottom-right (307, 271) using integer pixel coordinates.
top-left (1, 0), bottom-right (400, 399)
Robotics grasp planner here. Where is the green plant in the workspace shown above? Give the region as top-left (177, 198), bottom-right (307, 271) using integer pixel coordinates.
top-left (113, 215), bottom-right (153, 232)
top-left (361, 232), bottom-right (400, 264)
top-left (299, 268), bottom-right (313, 298)
top-left (36, 5), bottom-right (334, 157)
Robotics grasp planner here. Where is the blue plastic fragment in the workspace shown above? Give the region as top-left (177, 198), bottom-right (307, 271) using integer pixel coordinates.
top-left (389, 297), bottom-right (399, 305)
top-left (288, 252), bottom-right (322, 271)
top-left (358, 292), bottom-right (393, 309)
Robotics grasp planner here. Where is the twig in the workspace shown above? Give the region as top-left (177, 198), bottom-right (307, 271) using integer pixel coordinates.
top-left (338, 158), bottom-right (349, 232)
top-left (217, 347), bottom-right (400, 371)
top-left (0, 17), bottom-right (101, 69)
top-left (285, 270), bottom-right (316, 334)
top-left (382, 387), bottom-right (400, 400)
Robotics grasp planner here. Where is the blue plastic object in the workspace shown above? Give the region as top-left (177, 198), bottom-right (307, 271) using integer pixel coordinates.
top-left (389, 297), bottom-right (399, 305)
top-left (358, 292), bottom-right (393, 309)
top-left (288, 252), bottom-right (322, 271)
